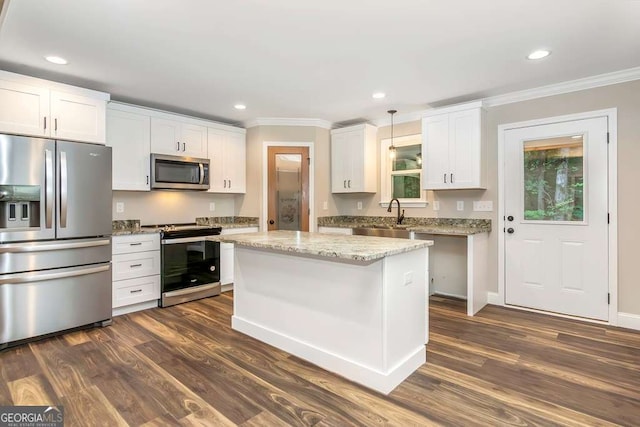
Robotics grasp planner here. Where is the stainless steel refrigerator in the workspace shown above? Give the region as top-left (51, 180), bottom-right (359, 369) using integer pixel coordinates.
top-left (0, 134), bottom-right (113, 349)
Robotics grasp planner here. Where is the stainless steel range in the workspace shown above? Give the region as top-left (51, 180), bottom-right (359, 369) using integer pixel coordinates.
top-left (153, 224), bottom-right (222, 307)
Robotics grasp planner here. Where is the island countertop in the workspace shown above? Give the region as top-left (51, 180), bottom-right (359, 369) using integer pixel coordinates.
top-left (214, 230), bottom-right (433, 262)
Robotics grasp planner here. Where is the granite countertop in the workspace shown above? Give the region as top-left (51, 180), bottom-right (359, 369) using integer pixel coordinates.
top-left (213, 230), bottom-right (433, 262)
top-left (112, 217), bottom-right (259, 235)
top-left (317, 216), bottom-right (491, 236)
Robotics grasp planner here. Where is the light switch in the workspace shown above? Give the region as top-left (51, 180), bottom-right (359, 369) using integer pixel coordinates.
top-left (473, 201), bottom-right (493, 212)
top-left (116, 202), bottom-right (124, 213)
top-left (323, 201), bottom-right (328, 210)
top-left (433, 201), bottom-right (440, 211)
top-left (457, 201), bottom-right (464, 211)
top-left (357, 201), bottom-right (363, 210)
top-left (404, 271), bottom-right (413, 286)
top-left (209, 202), bottom-right (216, 211)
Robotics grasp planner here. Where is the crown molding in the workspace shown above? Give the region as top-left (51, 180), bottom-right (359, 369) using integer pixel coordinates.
top-left (483, 66), bottom-right (640, 107)
top-left (245, 117), bottom-right (332, 129)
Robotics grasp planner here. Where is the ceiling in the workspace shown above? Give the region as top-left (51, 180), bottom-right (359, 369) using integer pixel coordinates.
top-left (1, 0), bottom-right (639, 127)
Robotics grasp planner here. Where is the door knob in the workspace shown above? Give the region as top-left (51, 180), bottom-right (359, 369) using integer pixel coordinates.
top-left (507, 228), bottom-right (515, 234)
top-left (507, 215), bottom-right (514, 222)
top-left (269, 220), bottom-right (275, 225)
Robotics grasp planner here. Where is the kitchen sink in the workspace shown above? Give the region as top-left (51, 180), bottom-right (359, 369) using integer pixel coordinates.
top-left (352, 227), bottom-right (412, 239)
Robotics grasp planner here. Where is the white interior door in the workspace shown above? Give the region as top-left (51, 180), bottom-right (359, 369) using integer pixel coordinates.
top-left (504, 117), bottom-right (609, 320)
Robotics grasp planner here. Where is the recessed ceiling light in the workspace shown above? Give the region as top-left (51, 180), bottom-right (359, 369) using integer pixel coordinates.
top-left (234, 104), bottom-right (246, 110)
top-left (527, 50), bottom-right (551, 60)
top-left (372, 92), bottom-right (386, 99)
top-left (45, 56), bottom-right (68, 65)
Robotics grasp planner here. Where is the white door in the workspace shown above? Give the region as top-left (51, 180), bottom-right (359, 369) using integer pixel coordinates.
top-left (106, 108), bottom-right (151, 191)
top-left (0, 80), bottom-right (50, 137)
top-left (504, 117), bottom-right (609, 320)
top-left (50, 91), bottom-right (106, 144)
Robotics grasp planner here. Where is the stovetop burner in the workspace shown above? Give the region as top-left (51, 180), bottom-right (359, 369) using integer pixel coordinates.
top-left (143, 223), bottom-right (222, 239)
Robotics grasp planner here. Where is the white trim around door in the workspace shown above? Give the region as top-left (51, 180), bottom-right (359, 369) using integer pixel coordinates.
top-left (262, 141), bottom-right (315, 232)
top-left (497, 108), bottom-right (618, 326)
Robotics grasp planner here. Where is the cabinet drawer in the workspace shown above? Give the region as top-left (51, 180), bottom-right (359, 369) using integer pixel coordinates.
top-left (112, 251), bottom-right (160, 281)
top-left (113, 233), bottom-right (160, 254)
top-left (113, 275), bottom-right (160, 308)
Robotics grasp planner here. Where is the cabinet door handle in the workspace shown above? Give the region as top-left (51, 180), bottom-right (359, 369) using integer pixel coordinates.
top-left (130, 289), bottom-right (143, 294)
top-left (44, 117), bottom-right (47, 130)
top-left (54, 118), bottom-right (58, 132)
top-left (129, 242), bottom-right (142, 246)
top-left (229, 179), bottom-right (231, 188)
top-left (444, 174), bottom-right (447, 183)
top-left (348, 180), bottom-right (351, 188)
top-left (450, 173), bottom-right (454, 183)
top-left (182, 142), bottom-right (186, 151)
top-left (146, 175), bottom-right (149, 185)
top-left (343, 180), bottom-right (346, 188)
top-left (223, 179), bottom-right (226, 188)
top-left (130, 263), bottom-right (142, 268)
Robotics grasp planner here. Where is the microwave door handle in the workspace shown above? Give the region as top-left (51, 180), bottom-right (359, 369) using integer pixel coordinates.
top-left (60, 151), bottom-right (68, 228)
top-left (45, 149), bottom-right (54, 228)
top-left (199, 163), bottom-right (204, 185)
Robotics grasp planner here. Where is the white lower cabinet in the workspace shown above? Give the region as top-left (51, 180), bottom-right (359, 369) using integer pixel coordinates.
top-left (318, 226), bottom-right (353, 235)
top-left (219, 227), bottom-right (259, 291)
top-left (112, 234), bottom-right (161, 315)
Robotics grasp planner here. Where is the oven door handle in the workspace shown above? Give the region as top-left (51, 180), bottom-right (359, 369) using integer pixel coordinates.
top-left (161, 236), bottom-right (220, 245)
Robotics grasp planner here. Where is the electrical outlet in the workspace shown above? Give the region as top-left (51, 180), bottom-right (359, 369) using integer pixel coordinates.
top-left (209, 202), bottom-right (216, 211)
top-left (433, 201), bottom-right (440, 211)
top-left (404, 271), bottom-right (413, 286)
top-left (357, 201), bottom-right (363, 210)
top-left (457, 201), bottom-right (464, 211)
top-left (473, 201), bottom-right (493, 212)
top-left (116, 202), bottom-right (124, 213)
top-left (323, 201), bottom-right (328, 210)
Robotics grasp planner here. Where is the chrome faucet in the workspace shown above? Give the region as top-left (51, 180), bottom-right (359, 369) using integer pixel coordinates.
top-left (387, 198), bottom-right (405, 225)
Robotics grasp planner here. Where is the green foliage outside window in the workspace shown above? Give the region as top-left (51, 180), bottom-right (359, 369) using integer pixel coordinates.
top-left (523, 145), bottom-right (584, 221)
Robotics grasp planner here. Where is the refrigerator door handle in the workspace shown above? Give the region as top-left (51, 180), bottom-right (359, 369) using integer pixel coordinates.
top-left (0, 238), bottom-right (110, 254)
top-left (45, 149), bottom-right (54, 228)
top-left (0, 264), bottom-right (110, 285)
top-left (60, 150), bottom-right (68, 228)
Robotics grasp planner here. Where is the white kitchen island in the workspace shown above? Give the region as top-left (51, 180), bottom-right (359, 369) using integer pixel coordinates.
top-left (216, 230), bottom-right (433, 394)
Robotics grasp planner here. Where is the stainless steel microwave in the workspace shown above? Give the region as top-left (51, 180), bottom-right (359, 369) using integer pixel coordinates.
top-left (150, 154), bottom-right (210, 190)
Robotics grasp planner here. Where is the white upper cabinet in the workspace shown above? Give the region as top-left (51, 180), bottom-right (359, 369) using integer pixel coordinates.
top-left (150, 117), bottom-right (207, 158)
top-left (106, 105), bottom-right (151, 191)
top-left (0, 71), bottom-right (108, 143)
top-left (208, 127), bottom-right (246, 193)
top-left (50, 91), bottom-right (106, 144)
top-left (0, 80), bottom-right (49, 137)
top-left (331, 124), bottom-right (377, 193)
top-left (422, 102), bottom-right (485, 190)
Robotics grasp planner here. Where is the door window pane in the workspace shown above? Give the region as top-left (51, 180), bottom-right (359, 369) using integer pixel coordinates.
top-left (276, 154), bottom-right (302, 231)
top-left (523, 136), bottom-right (584, 221)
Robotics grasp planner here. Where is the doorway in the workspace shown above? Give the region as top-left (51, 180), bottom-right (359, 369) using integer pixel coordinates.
top-left (266, 146), bottom-right (310, 231)
top-left (499, 110), bottom-right (617, 322)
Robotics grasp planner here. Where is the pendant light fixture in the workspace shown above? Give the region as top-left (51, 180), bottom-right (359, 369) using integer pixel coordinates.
top-left (388, 109), bottom-right (397, 159)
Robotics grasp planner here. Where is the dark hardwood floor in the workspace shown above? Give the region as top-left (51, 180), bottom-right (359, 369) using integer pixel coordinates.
top-left (1, 293), bottom-right (639, 426)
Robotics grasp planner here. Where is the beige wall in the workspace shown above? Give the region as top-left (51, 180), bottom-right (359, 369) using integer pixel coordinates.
top-left (112, 191), bottom-right (236, 224)
top-left (231, 79), bottom-right (640, 315)
top-left (237, 125), bottom-right (337, 225)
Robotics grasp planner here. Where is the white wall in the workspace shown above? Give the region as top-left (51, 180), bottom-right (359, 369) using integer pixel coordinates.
top-left (112, 191), bottom-right (236, 225)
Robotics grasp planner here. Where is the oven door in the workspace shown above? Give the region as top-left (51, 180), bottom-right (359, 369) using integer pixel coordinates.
top-left (161, 238), bottom-right (220, 294)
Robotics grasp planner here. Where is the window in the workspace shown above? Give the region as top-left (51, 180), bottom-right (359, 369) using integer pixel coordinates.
top-left (380, 134), bottom-right (427, 207)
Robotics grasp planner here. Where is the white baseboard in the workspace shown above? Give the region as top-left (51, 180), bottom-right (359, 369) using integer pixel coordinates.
top-left (433, 291), bottom-right (467, 300)
top-left (617, 312), bottom-right (640, 331)
top-left (221, 283), bottom-right (234, 293)
top-left (232, 315), bottom-right (425, 395)
top-left (112, 300), bottom-right (158, 317)
top-left (487, 292), bottom-right (502, 306)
